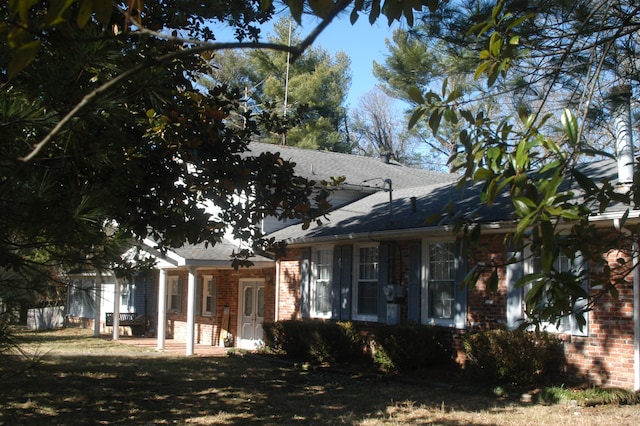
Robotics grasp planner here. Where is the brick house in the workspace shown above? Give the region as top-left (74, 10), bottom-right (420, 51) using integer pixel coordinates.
top-left (269, 158), bottom-right (640, 390)
top-left (66, 142), bottom-right (455, 353)
top-left (148, 144), bottom-right (454, 352)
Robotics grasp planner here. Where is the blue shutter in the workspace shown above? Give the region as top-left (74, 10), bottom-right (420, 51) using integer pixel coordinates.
top-left (571, 251), bottom-right (589, 336)
top-left (506, 249), bottom-right (524, 330)
top-left (332, 247), bottom-right (341, 319)
top-left (195, 276), bottom-right (202, 315)
top-left (377, 243), bottom-right (390, 323)
top-left (300, 248), bottom-right (311, 319)
top-left (133, 274), bottom-right (146, 315)
top-left (407, 240), bottom-right (421, 324)
top-left (454, 239), bottom-right (468, 329)
top-left (332, 246), bottom-right (352, 320)
top-left (177, 278), bottom-right (183, 313)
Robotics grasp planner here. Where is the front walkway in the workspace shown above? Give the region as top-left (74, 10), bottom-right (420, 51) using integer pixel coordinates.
top-left (114, 336), bottom-right (232, 357)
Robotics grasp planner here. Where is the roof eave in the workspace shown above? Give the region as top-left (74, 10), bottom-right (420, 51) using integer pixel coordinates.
top-left (281, 220), bottom-right (519, 246)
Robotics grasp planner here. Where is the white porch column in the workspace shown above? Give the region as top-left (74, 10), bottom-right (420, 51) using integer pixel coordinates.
top-left (157, 269), bottom-right (167, 350)
top-left (93, 272), bottom-right (103, 337)
top-left (112, 278), bottom-right (121, 341)
top-left (186, 266), bottom-right (197, 356)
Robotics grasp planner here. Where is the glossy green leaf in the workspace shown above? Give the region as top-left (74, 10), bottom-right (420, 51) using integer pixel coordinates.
top-left (8, 39), bottom-right (41, 80)
top-left (45, 0), bottom-right (76, 26)
top-left (561, 108), bottom-right (578, 145)
top-left (77, 0), bottom-right (93, 29)
top-left (94, 0), bottom-right (114, 24)
top-left (487, 269), bottom-right (499, 293)
top-left (428, 109), bottom-right (442, 134)
top-left (408, 107), bottom-right (425, 129)
top-left (287, 0), bottom-right (305, 23)
top-left (17, 0), bottom-right (38, 24)
top-left (489, 32), bottom-right (502, 57)
top-left (407, 86), bottom-right (424, 104)
top-left (308, 0), bottom-right (335, 19)
top-left (369, 0), bottom-right (381, 24)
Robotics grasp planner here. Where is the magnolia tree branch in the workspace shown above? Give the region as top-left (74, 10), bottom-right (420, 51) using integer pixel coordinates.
top-left (20, 1), bottom-right (352, 162)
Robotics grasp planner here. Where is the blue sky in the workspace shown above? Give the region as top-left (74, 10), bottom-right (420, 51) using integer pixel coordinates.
top-left (212, 12), bottom-right (401, 111)
top-left (305, 16), bottom-right (400, 109)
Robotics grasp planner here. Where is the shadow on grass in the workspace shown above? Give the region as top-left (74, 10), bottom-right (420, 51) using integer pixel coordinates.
top-left (1, 350), bottom-right (517, 425)
top-left (3, 329), bottom-right (639, 425)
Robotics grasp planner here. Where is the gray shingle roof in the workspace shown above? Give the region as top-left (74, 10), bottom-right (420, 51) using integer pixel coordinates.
top-left (171, 239), bottom-right (272, 264)
top-left (270, 158), bottom-right (626, 244)
top-left (248, 142), bottom-right (456, 190)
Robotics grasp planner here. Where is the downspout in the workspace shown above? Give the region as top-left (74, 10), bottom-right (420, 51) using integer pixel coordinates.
top-left (275, 260), bottom-right (281, 321)
top-left (634, 238), bottom-right (640, 391)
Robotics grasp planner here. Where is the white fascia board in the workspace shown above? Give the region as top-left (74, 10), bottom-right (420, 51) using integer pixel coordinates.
top-left (588, 209), bottom-right (640, 224)
top-left (173, 259), bottom-right (274, 268)
top-left (65, 270), bottom-right (116, 279)
top-left (281, 221), bottom-right (518, 246)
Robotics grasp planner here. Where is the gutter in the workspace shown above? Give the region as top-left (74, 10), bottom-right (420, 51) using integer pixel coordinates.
top-left (281, 209), bottom-right (640, 247)
top-left (280, 220), bottom-right (519, 246)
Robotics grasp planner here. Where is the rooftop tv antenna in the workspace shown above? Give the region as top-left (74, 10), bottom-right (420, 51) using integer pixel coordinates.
top-left (282, 19), bottom-right (292, 145)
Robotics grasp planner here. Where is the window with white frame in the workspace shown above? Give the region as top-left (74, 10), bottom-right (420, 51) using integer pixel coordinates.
top-left (202, 275), bottom-right (217, 316)
top-left (168, 277), bottom-right (181, 313)
top-left (353, 245), bottom-right (379, 320)
top-left (311, 247), bottom-right (333, 318)
top-left (425, 241), bottom-right (456, 323)
top-left (526, 251), bottom-right (578, 333)
top-left (120, 282), bottom-right (132, 311)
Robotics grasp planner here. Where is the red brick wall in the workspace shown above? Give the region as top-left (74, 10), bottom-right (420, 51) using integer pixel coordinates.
top-left (276, 235), bottom-right (638, 388)
top-left (465, 236), bottom-right (636, 388)
top-left (277, 247), bottom-right (304, 320)
top-left (466, 234), bottom-right (509, 329)
top-left (561, 247), bottom-right (636, 387)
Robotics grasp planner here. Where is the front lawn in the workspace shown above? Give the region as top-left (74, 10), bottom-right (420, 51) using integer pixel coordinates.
top-left (1, 328), bottom-right (638, 425)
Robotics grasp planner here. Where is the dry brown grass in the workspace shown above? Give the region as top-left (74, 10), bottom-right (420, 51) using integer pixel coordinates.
top-left (1, 328), bottom-right (638, 425)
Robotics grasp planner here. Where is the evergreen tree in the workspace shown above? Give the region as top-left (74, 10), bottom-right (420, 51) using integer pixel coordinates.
top-left (245, 19), bottom-right (353, 151)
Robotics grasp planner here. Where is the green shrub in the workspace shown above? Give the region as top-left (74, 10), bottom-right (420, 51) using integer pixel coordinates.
top-left (263, 320), bottom-right (366, 364)
top-left (371, 324), bottom-right (450, 372)
top-left (463, 329), bottom-right (562, 386)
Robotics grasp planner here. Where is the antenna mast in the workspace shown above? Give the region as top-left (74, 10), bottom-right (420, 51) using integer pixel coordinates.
top-left (282, 19), bottom-right (292, 145)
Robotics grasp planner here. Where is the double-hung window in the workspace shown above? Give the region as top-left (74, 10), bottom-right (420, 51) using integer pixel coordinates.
top-left (507, 247), bottom-right (588, 336)
top-left (120, 282), bottom-right (133, 312)
top-left (424, 241), bottom-right (457, 325)
top-left (311, 247), bottom-right (333, 318)
top-left (354, 245), bottom-right (379, 321)
top-left (527, 251), bottom-right (583, 334)
top-left (168, 277), bottom-right (181, 313)
top-left (202, 275), bottom-right (217, 316)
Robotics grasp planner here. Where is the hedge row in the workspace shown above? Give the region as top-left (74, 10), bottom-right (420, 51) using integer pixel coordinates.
top-left (263, 320), bottom-right (451, 372)
top-left (264, 320), bottom-right (564, 385)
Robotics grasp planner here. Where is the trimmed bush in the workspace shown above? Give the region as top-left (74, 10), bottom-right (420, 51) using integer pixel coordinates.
top-left (371, 324), bottom-right (451, 372)
top-left (463, 329), bottom-right (562, 386)
top-left (263, 320), bottom-right (366, 364)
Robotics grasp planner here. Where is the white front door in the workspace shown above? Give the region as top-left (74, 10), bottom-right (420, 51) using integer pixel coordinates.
top-left (237, 280), bottom-right (265, 349)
